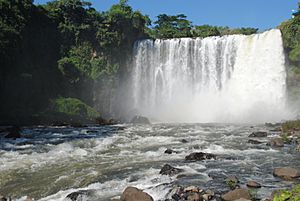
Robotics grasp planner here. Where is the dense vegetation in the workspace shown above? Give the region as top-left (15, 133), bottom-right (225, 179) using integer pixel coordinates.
top-left (1, 0), bottom-right (298, 125)
top-left (279, 2), bottom-right (300, 105)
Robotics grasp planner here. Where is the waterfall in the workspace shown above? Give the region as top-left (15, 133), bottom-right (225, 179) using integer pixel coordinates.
top-left (130, 29), bottom-right (291, 123)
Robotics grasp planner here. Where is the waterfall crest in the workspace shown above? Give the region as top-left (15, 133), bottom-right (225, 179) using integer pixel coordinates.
top-left (130, 29), bottom-right (290, 123)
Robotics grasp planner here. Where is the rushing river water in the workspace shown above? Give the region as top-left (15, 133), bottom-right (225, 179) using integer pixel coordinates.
top-left (0, 124), bottom-right (300, 201)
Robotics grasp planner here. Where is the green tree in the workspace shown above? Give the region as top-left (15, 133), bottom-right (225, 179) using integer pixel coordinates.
top-left (153, 14), bottom-right (192, 38)
top-left (192, 25), bottom-right (220, 38)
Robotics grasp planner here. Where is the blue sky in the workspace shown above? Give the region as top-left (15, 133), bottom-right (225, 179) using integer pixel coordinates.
top-left (34, 0), bottom-right (299, 30)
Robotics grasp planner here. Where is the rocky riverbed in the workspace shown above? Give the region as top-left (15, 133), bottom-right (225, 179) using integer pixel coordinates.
top-left (0, 122), bottom-right (300, 201)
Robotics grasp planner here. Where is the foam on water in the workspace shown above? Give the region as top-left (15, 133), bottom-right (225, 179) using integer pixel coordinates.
top-left (130, 29), bottom-right (292, 123)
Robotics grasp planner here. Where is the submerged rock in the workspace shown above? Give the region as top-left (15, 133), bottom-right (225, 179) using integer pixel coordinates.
top-left (130, 116), bottom-right (151, 124)
top-left (221, 189), bottom-right (251, 201)
top-left (267, 138), bottom-right (284, 147)
top-left (273, 167), bottom-right (300, 180)
top-left (160, 164), bottom-right (183, 176)
top-left (247, 139), bottom-right (264, 144)
top-left (121, 187), bottom-right (153, 201)
top-left (165, 148), bottom-right (177, 154)
top-left (185, 152), bottom-right (216, 161)
top-left (246, 180), bottom-right (261, 188)
top-left (66, 190), bottom-right (89, 201)
top-left (248, 131), bottom-right (268, 138)
top-left (225, 176), bottom-right (239, 189)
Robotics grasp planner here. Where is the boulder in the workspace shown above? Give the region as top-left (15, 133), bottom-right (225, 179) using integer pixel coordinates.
top-left (273, 167), bottom-right (300, 179)
top-left (267, 138), bottom-right (284, 147)
top-left (185, 152), bottom-right (216, 161)
top-left (184, 186), bottom-right (199, 193)
top-left (66, 191), bottom-right (89, 201)
top-left (165, 149), bottom-right (177, 154)
top-left (247, 139), bottom-right (263, 144)
top-left (246, 180), bottom-right (261, 188)
top-left (0, 195), bottom-right (7, 201)
top-left (130, 116), bottom-right (150, 124)
top-left (248, 131), bottom-right (268, 137)
top-left (225, 176), bottom-right (239, 189)
top-left (121, 187), bottom-right (153, 201)
top-left (181, 139), bottom-right (188, 143)
top-left (5, 126), bottom-right (21, 139)
top-left (159, 164), bottom-right (183, 176)
top-left (187, 193), bottom-right (202, 201)
top-left (221, 189), bottom-right (251, 201)
top-left (234, 199), bottom-right (251, 201)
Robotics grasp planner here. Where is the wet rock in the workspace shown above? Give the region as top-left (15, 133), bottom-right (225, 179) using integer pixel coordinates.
top-left (267, 138), bottom-right (284, 147)
top-left (234, 199), bottom-right (251, 201)
top-left (187, 193), bottom-right (202, 201)
top-left (121, 187), bottom-right (153, 201)
top-left (181, 139), bottom-right (188, 143)
top-left (184, 186), bottom-right (199, 193)
top-left (273, 167), bottom-right (300, 179)
top-left (66, 190), bottom-right (89, 201)
top-left (96, 117), bottom-right (118, 125)
top-left (130, 116), bottom-right (151, 124)
top-left (0, 195), bottom-right (7, 201)
top-left (165, 149), bottom-right (177, 154)
top-left (160, 164), bottom-right (183, 176)
top-left (185, 152), bottom-right (216, 161)
top-left (246, 180), bottom-right (261, 188)
top-left (225, 176), bottom-right (239, 189)
top-left (248, 131), bottom-right (268, 138)
top-left (5, 126), bottom-right (21, 139)
top-left (221, 189), bottom-right (251, 201)
top-left (247, 139), bottom-right (263, 144)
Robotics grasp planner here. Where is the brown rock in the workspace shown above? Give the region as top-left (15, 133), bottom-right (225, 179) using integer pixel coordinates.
top-left (246, 180), bottom-right (261, 188)
top-left (0, 195), bottom-right (7, 201)
top-left (187, 193), bottom-right (202, 201)
top-left (184, 186), bottom-right (199, 193)
top-left (221, 189), bottom-right (251, 201)
top-left (121, 187), bottom-right (153, 201)
top-left (268, 138), bottom-right (284, 147)
top-left (234, 199), bottom-right (251, 201)
top-left (273, 167), bottom-right (300, 179)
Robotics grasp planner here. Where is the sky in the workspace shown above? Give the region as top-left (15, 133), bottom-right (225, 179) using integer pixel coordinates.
top-left (34, 0), bottom-right (299, 30)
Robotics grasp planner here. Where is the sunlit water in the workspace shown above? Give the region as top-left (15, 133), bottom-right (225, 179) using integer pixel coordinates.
top-left (130, 29), bottom-right (292, 123)
top-left (0, 124), bottom-right (299, 201)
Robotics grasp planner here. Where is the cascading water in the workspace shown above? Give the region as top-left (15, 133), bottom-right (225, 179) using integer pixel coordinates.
top-left (131, 29), bottom-right (291, 123)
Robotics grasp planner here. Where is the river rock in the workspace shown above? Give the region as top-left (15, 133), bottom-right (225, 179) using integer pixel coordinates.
top-left (181, 139), bottom-right (188, 143)
top-left (185, 152), bottom-right (216, 161)
top-left (246, 180), bottom-right (261, 188)
top-left (66, 190), bottom-right (89, 201)
top-left (0, 195), bottom-right (7, 201)
top-left (165, 148), bottom-right (177, 154)
top-left (121, 187), bottom-right (153, 201)
top-left (267, 138), bottom-right (284, 147)
top-left (234, 199), bottom-right (251, 201)
top-left (248, 131), bottom-right (268, 137)
top-left (225, 176), bottom-right (239, 189)
top-left (273, 167), bottom-right (300, 179)
top-left (247, 139), bottom-right (263, 144)
top-left (159, 164), bottom-right (183, 176)
top-left (130, 116), bottom-right (150, 124)
top-left (187, 193), bottom-right (202, 201)
top-left (5, 126), bottom-right (21, 139)
top-left (221, 189), bottom-right (251, 201)
top-left (184, 186), bottom-right (199, 193)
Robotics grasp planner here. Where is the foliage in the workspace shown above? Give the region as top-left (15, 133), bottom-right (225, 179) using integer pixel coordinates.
top-left (279, 2), bottom-right (300, 64)
top-left (273, 185), bottom-right (300, 201)
top-left (52, 97), bottom-right (99, 118)
top-left (218, 26), bottom-right (258, 36)
top-left (192, 25), bottom-right (220, 38)
top-left (282, 120), bottom-right (300, 132)
top-left (153, 14), bottom-right (192, 38)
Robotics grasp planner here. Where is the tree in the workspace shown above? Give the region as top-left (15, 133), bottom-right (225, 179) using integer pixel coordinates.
top-left (153, 14), bottom-right (192, 38)
top-left (192, 25), bottom-right (220, 38)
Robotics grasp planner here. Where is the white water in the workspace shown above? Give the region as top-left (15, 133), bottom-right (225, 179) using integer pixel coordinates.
top-left (131, 29), bottom-right (291, 123)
